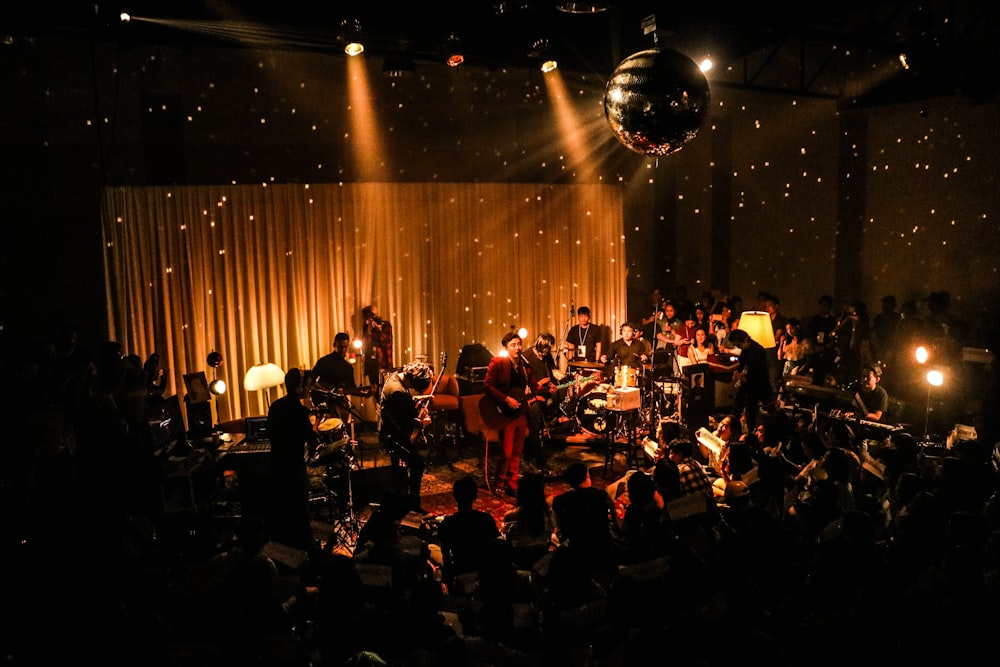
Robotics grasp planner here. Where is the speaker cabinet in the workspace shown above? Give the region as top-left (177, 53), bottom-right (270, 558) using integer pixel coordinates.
top-left (350, 465), bottom-right (409, 508)
top-left (185, 399), bottom-right (214, 438)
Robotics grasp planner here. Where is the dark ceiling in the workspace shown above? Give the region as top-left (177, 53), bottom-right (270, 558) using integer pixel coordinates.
top-left (6, 1), bottom-right (1000, 106)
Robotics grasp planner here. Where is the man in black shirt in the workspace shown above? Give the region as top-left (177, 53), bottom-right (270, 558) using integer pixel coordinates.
top-left (728, 329), bottom-right (774, 437)
top-left (312, 332), bottom-right (357, 392)
top-left (565, 306), bottom-right (602, 363)
top-left (853, 364), bottom-right (889, 422)
top-left (266, 368), bottom-right (318, 551)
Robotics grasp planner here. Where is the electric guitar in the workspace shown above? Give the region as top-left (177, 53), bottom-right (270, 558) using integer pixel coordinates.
top-left (481, 371), bottom-right (599, 431)
top-left (414, 351), bottom-right (448, 421)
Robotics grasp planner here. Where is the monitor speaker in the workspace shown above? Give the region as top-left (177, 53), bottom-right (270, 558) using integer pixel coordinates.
top-left (186, 399), bottom-right (213, 438)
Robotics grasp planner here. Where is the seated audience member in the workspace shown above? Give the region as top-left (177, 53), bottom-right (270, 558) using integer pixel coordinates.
top-left (621, 470), bottom-right (674, 563)
top-left (552, 461), bottom-right (622, 570)
top-left (436, 475), bottom-right (504, 590)
top-left (501, 472), bottom-right (557, 569)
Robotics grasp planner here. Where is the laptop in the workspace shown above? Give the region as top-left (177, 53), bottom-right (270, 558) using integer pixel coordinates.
top-left (244, 416), bottom-right (269, 443)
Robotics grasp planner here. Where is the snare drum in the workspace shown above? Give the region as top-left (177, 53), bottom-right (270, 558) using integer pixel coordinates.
top-left (614, 365), bottom-right (640, 388)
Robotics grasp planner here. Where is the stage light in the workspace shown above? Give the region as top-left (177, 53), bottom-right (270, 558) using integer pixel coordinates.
top-left (737, 311), bottom-right (776, 348)
top-left (529, 38), bottom-right (558, 73)
top-left (518, 327), bottom-right (529, 339)
top-left (923, 369), bottom-right (944, 440)
top-left (556, 2), bottom-right (608, 13)
top-left (445, 33), bottom-right (464, 67)
top-left (916, 345), bottom-right (929, 363)
top-left (340, 18), bottom-right (364, 56)
top-left (206, 351), bottom-right (226, 395)
top-left (119, 12), bottom-right (131, 23)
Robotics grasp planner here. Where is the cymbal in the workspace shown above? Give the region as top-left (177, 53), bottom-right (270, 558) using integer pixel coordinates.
top-left (568, 360), bottom-right (605, 370)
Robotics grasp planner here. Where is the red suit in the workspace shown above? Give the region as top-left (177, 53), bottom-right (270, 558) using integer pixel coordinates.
top-left (483, 354), bottom-right (533, 493)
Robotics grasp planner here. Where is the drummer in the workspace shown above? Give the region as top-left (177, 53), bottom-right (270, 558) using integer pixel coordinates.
top-left (311, 331), bottom-right (357, 428)
top-left (601, 321), bottom-right (651, 377)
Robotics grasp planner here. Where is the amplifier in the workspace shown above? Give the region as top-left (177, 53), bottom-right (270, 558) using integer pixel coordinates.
top-left (606, 387), bottom-right (641, 411)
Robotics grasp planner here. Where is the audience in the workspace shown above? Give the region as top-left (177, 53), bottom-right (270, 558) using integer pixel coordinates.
top-left (1, 294), bottom-right (996, 666)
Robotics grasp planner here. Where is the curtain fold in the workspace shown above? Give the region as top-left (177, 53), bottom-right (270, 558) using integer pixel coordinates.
top-left (101, 183), bottom-right (625, 422)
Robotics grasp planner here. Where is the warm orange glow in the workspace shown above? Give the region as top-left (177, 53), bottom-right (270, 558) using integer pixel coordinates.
top-left (347, 56), bottom-right (386, 181)
top-left (543, 69), bottom-right (593, 181)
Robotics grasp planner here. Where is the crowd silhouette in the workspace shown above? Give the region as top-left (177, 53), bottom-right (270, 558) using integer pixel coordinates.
top-left (1, 289), bottom-right (999, 666)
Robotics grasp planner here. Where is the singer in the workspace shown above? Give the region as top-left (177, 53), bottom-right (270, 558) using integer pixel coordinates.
top-left (481, 331), bottom-right (534, 497)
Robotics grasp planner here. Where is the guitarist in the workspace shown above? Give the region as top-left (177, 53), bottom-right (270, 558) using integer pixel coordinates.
top-left (378, 360), bottom-right (434, 514)
top-left (482, 331), bottom-right (534, 497)
top-left (522, 332), bottom-right (561, 476)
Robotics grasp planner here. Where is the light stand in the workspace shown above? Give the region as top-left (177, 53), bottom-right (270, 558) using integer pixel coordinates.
top-left (923, 369), bottom-right (943, 440)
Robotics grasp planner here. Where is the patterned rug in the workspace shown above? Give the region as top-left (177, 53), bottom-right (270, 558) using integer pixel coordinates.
top-left (413, 437), bottom-right (616, 525)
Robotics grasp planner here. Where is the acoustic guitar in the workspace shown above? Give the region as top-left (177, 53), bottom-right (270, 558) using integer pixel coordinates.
top-left (478, 386), bottom-right (528, 432)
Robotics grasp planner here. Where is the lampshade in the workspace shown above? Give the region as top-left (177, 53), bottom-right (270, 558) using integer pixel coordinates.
top-left (244, 362), bottom-right (286, 392)
top-left (738, 311), bottom-right (777, 348)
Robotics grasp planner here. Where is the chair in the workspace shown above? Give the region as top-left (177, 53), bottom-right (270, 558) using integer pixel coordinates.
top-left (459, 393), bottom-right (501, 480)
top-left (428, 373), bottom-right (462, 464)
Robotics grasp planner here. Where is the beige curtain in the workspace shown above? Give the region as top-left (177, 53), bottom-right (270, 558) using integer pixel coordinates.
top-left (101, 183), bottom-right (625, 423)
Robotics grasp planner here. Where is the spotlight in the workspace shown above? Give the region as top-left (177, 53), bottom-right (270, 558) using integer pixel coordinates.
top-left (555, 2), bottom-right (608, 13)
top-left (119, 11), bottom-right (131, 23)
top-left (340, 18), bottom-right (364, 56)
top-left (206, 351), bottom-right (226, 395)
top-left (445, 33), bottom-right (464, 67)
top-left (518, 327), bottom-right (529, 340)
top-left (529, 38), bottom-right (558, 73)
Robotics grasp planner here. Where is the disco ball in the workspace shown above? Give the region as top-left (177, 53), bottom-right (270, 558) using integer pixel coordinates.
top-left (603, 48), bottom-right (710, 157)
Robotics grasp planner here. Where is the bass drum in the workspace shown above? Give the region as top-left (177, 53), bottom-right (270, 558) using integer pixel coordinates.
top-left (576, 392), bottom-right (619, 437)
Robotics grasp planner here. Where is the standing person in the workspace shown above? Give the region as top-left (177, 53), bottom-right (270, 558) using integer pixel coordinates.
top-left (362, 305), bottom-right (393, 397)
top-left (727, 329), bottom-right (774, 437)
top-left (266, 368), bottom-right (319, 551)
top-left (482, 331), bottom-right (534, 497)
top-left (564, 306), bottom-right (602, 364)
top-left (522, 332), bottom-right (560, 476)
top-left (379, 360), bottom-right (434, 513)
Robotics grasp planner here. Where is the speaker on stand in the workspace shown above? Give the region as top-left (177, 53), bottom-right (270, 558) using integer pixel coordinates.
top-left (185, 398), bottom-right (214, 439)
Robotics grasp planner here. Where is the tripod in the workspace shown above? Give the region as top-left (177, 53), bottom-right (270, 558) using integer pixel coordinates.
top-left (326, 439), bottom-right (361, 552)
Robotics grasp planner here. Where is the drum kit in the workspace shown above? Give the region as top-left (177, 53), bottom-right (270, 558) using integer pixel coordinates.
top-left (562, 357), bottom-right (685, 439)
top-left (306, 385), bottom-right (369, 549)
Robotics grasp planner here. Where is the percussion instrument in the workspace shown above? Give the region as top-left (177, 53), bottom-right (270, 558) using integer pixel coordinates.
top-left (576, 391), bottom-right (619, 436)
top-left (310, 416), bottom-right (350, 466)
top-left (568, 360), bottom-right (606, 372)
top-left (613, 365), bottom-right (640, 388)
top-left (654, 379), bottom-right (682, 395)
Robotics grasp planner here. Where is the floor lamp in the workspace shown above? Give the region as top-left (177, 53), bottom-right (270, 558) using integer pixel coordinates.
top-left (244, 362), bottom-right (286, 410)
top-left (924, 369), bottom-right (943, 440)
